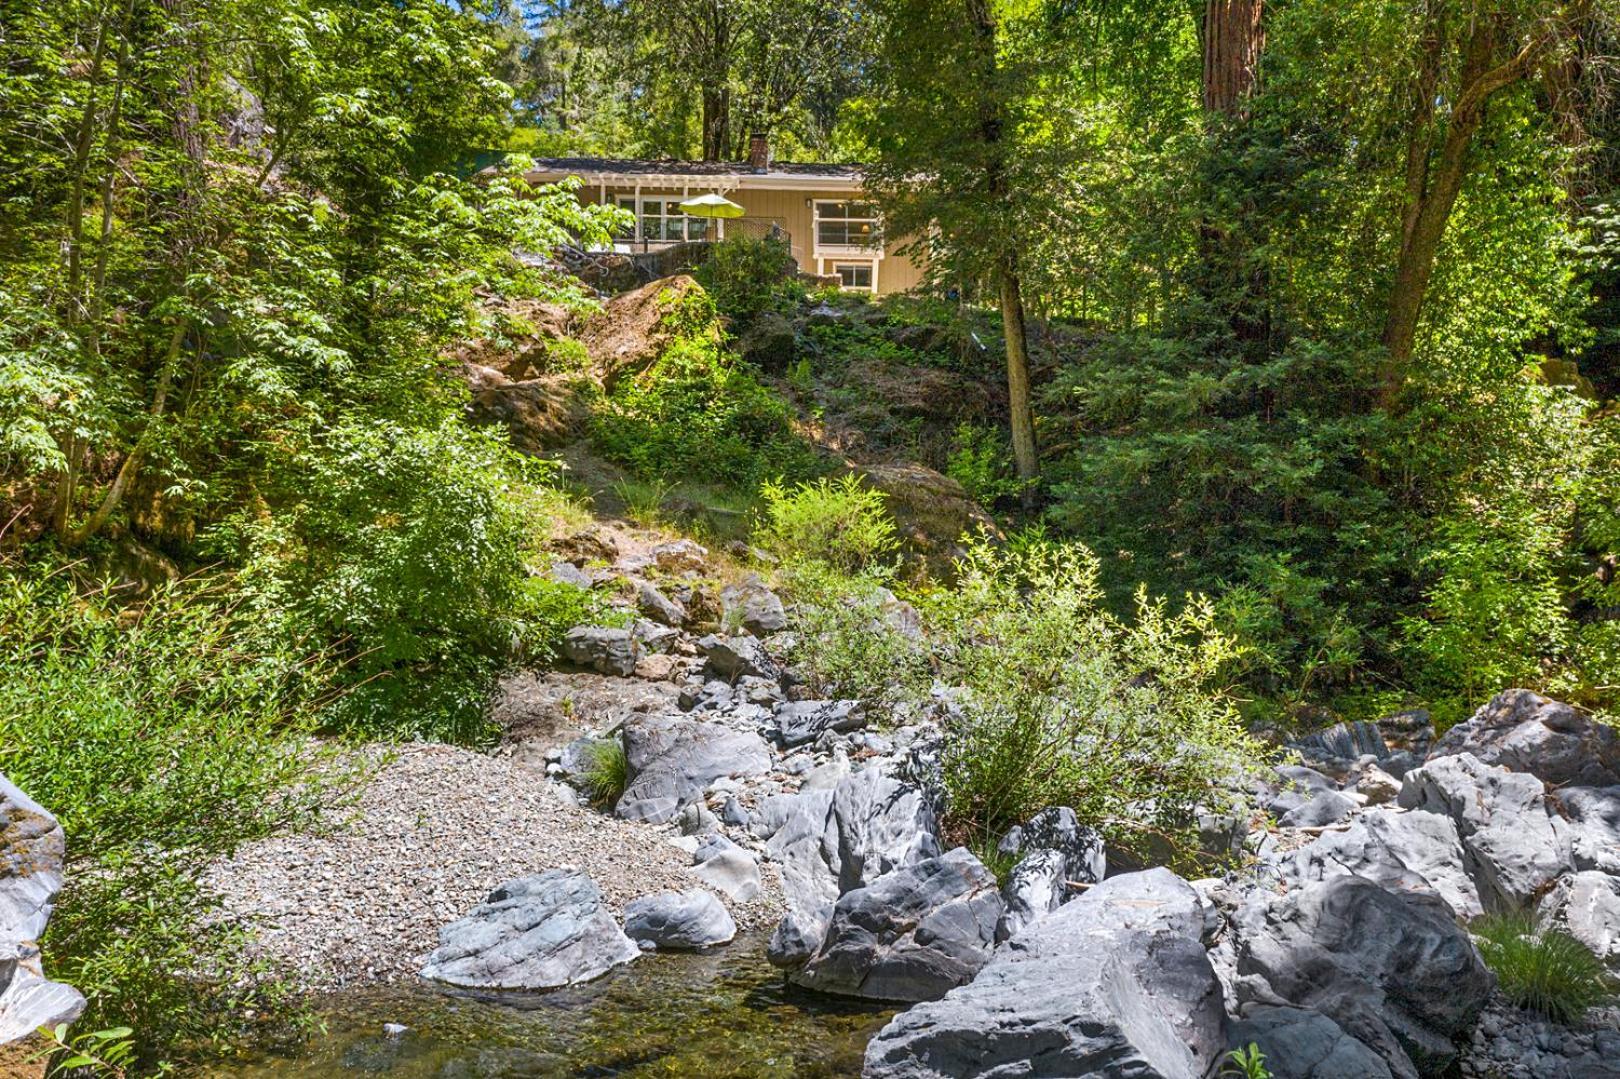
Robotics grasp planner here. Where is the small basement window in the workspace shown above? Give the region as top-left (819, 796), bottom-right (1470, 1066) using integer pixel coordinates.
top-left (833, 262), bottom-right (874, 291)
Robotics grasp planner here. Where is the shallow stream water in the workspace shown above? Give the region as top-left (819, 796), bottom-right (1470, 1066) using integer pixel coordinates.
top-left (207, 935), bottom-right (891, 1078)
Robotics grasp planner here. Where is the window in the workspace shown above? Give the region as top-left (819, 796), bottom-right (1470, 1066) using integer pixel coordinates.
top-left (833, 262), bottom-right (874, 291)
top-left (816, 201), bottom-right (881, 248)
top-left (615, 195), bottom-right (709, 243)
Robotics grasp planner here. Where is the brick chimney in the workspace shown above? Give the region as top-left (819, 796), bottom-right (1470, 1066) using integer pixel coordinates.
top-left (748, 132), bottom-right (770, 172)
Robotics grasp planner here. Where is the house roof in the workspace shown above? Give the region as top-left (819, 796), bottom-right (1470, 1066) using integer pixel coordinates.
top-left (522, 156), bottom-right (865, 191)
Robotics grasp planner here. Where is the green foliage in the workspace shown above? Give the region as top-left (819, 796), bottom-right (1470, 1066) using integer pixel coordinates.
top-left (778, 560), bottom-right (930, 706)
top-left (695, 234), bottom-right (801, 323)
top-left (946, 422), bottom-right (1023, 508)
top-left (919, 536), bottom-right (1266, 862)
top-left (756, 474), bottom-right (899, 574)
top-left (32, 1023), bottom-right (154, 1078)
top-left (1222, 1044), bottom-right (1272, 1079)
top-left (576, 738), bottom-right (630, 808)
top-left (589, 285), bottom-right (819, 488)
top-left (1473, 913), bottom-right (1615, 1024)
top-left (216, 419), bottom-right (542, 744)
top-left (0, 564), bottom-right (348, 1067)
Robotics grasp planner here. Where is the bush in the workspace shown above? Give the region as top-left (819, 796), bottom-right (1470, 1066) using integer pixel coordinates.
top-left (589, 285), bottom-right (819, 487)
top-left (755, 474), bottom-right (899, 574)
top-left (695, 233), bottom-right (800, 322)
top-left (919, 536), bottom-right (1266, 864)
top-left (1473, 913), bottom-right (1614, 1023)
top-left (947, 422), bottom-right (1024, 508)
top-left (778, 560), bottom-right (930, 706)
top-left (217, 417), bottom-right (542, 745)
top-left (0, 565), bottom-right (348, 1067)
top-left (577, 738), bottom-right (629, 807)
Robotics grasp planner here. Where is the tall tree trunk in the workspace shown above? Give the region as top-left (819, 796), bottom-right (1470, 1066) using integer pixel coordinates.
top-left (701, 84), bottom-right (730, 160)
top-left (1000, 259), bottom-right (1037, 487)
top-left (966, 0), bottom-right (1038, 493)
top-left (1379, 17), bottom-right (1547, 408)
top-left (1202, 0), bottom-right (1265, 116)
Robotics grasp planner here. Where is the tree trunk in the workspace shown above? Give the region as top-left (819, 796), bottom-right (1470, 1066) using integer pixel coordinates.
top-left (701, 84), bottom-right (730, 160)
top-left (1202, 0), bottom-right (1265, 115)
top-left (1000, 261), bottom-right (1037, 491)
top-left (1379, 17), bottom-right (1544, 408)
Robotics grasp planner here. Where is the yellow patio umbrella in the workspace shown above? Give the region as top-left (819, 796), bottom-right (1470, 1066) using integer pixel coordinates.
top-left (678, 192), bottom-right (744, 241)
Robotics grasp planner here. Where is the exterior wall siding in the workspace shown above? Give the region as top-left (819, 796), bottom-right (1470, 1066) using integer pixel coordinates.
top-left (565, 180), bottom-right (924, 296)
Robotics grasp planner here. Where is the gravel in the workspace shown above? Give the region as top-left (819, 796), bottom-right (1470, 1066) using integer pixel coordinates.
top-left (205, 742), bottom-right (777, 990)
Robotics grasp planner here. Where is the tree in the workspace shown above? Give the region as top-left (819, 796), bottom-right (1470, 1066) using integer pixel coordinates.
top-left (1380, 0), bottom-right (1593, 406)
top-left (1202, 0), bottom-right (1265, 115)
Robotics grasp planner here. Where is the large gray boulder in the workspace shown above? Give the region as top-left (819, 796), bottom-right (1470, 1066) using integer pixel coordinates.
top-left (622, 889), bottom-right (735, 950)
top-left (1229, 875), bottom-right (1492, 1079)
top-left (1429, 689), bottom-right (1620, 787)
top-left (994, 807), bottom-right (1105, 943)
top-left (863, 869), bottom-right (1225, 1079)
top-left (0, 774), bottom-right (84, 1045)
top-left (697, 634), bottom-right (777, 681)
top-left (1396, 752), bottom-right (1570, 910)
top-left (794, 848), bottom-right (1001, 1002)
top-left (1267, 806), bottom-right (1483, 919)
top-left (420, 870), bottom-right (639, 989)
top-left (720, 575), bottom-right (787, 636)
top-left (1227, 1006), bottom-right (1394, 1079)
top-left (771, 699), bottom-right (865, 748)
top-left (766, 768), bottom-right (939, 971)
top-left (615, 713), bottom-right (771, 824)
top-left (1561, 785), bottom-right (1620, 875)
top-left (635, 582), bottom-right (687, 627)
top-left (563, 626), bottom-right (641, 676)
top-left (1538, 871), bottom-right (1620, 964)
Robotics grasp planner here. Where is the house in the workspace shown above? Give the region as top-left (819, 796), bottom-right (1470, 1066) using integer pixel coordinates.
top-left (521, 134), bottom-right (924, 296)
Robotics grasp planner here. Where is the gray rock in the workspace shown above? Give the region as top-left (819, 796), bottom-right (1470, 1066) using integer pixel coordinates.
top-left (555, 736), bottom-right (615, 778)
top-left (697, 634), bottom-right (777, 681)
top-left (1230, 875), bottom-right (1492, 1078)
top-left (1279, 789), bottom-right (1360, 829)
top-left (863, 869), bottom-right (1226, 1079)
top-left (631, 618), bottom-right (680, 654)
top-left (689, 846), bottom-right (762, 903)
top-left (994, 807), bottom-right (1106, 942)
top-left (623, 889), bottom-right (736, 950)
top-left (649, 539), bottom-right (708, 573)
top-left (1294, 721), bottom-right (1392, 764)
top-left (1228, 1006), bottom-right (1395, 1079)
top-left (795, 848), bottom-right (1001, 1002)
top-left (563, 626), bottom-right (640, 676)
top-left (635, 582), bottom-right (687, 627)
top-left (1397, 752), bottom-right (1570, 910)
top-left (1561, 785), bottom-right (1620, 875)
top-left (0, 774), bottom-right (84, 1044)
top-left (549, 561), bottom-right (594, 590)
top-left (766, 768), bottom-right (939, 971)
top-left (1538, 871), bottom-right (1620, 963)
top-left (772, 699), bottom-right (865, 747)
top-left (1430, 689), bottom-right (1620, 788)
top-left (420, 870), bottom-right (639, 989)
top-left (615, 714), bottom-right (772, 824)
top-left (1268, 805), bottom-right (1483, 919)
top-left (676, 802), bottom-right (719, 836)
top-left (720, 575), bottom-right (787, 636)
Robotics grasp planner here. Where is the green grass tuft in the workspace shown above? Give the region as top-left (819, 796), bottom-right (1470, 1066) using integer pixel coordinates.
top-left (577, 738), bottom-right (630, 808)
top-left (1473, 912), bottom-right (1615, 1023)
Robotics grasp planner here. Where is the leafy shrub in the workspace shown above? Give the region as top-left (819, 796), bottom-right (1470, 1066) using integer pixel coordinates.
top-left (919, 536), bottom-right (1266, 864)
top-left (779, 560), bottom-right (930, 705)
top-left (1473, 913), bottom-right (1614, 1023)
top-left (947, 422), bottom-right (1024, 507)
top-left (589, 286), bottom-right (819, 487)
top-left (755, 474), bottom-right (899, 574)
top-left (218, 417), bottom-right (542, 744)
top-left (0, 565), bottom-right (347, 1067)
top-left (695, 233), bottom-right (800, 322)
top-left (577, 738), bottom-right (629, 807)
top-left (1223, 1044), bottom-right (1272, 1079)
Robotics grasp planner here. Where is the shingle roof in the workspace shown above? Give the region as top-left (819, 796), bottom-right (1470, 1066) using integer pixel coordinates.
top-left (526, 156), bottom-right (861, 179)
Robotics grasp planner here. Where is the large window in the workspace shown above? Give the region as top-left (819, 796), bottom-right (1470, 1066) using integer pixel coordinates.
top-left (816, 201), bottom-right (881, 248)
top-left (832, 262), bottom-right (874, 291)
top-left (615, 196), bottom-right (709, 243)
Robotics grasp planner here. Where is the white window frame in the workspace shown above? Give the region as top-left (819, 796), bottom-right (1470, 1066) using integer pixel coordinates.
top-left (830, 261), bottom-right (877, 293)
top-left (813, 199), bottom-right (883, 259)
top-left (615, 194), bottom-right (712, 244)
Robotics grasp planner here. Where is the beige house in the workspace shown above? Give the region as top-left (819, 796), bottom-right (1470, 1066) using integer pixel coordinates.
top-left (522, 135), bottom-right (924, 296)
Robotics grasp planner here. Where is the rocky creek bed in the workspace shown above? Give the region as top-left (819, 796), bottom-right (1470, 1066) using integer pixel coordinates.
top-left (7, 529), bottom-right (1620, 1078)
